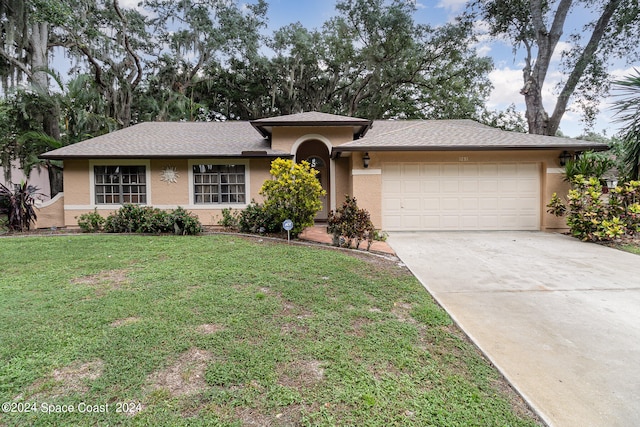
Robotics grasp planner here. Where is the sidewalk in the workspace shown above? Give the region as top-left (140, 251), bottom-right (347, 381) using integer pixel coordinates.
top-left (298, 225), bottom-right (395, 255)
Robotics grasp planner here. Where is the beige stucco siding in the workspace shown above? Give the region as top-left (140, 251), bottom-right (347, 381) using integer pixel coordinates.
top-left (350, 150), bottom-right (568, 231)
top-left (271, 127), bottom-right (355, 153)
top-left (62, 159), bottom-right (91, 206)
top-left (150, 159), bottom-right (189, 205)
top-left (34, 193), bottom-right (65, 228)
top-left (334, 156), bottom-right (351, 204)
top-left (58, 157), bottom-right (273, 227)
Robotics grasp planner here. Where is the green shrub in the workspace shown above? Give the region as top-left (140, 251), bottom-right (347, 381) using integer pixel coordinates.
top-left (103, 204), bottom-right (201, 235)
top-left (239, 201), bottom-right (279, 234)
top-left (548, 176), bottom-right (640, 241)
top-left (218, 208), bottom-right (240, 229)
top-left (563, 151), bottom-right (615, 182)
top-left (327, 195), bottom-right (376, 250)
top-left (259, 158), bottom-right (325, 236)
top-left (170, 207), bottom-right (203, 235)
top-left (76, 209), bottom-right (105, 232)
top-left (0, 182), bottom-right (39, 232)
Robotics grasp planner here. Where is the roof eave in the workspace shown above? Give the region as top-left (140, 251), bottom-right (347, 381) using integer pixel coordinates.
top-left (250, 120), bottom-right (373, 139)
top-left (39, 153), bottom-right (293, 160)
top-left (334, 144), bottom-right (609, 153)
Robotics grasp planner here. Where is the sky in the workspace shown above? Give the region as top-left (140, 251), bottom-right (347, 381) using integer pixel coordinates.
top-left (120, 0), bottom-right (639, 137)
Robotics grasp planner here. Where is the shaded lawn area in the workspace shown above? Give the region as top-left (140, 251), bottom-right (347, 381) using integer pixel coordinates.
top-left (0, 235), bottom-right (542, 426)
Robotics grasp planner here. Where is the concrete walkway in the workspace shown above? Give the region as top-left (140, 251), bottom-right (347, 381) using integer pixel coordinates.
top-left (387, 231), bottom-right (640, 427)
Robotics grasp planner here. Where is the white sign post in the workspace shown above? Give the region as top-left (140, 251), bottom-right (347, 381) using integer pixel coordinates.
top-left (282, 219), bottom-right (293, 243)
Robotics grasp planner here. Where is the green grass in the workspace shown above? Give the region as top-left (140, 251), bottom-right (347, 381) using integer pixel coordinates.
top-left (0, 234), bottom-right (541, 426)
top-left (618, 243), bottom-right (640, 255)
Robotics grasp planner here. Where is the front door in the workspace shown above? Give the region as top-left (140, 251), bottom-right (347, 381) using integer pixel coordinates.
top-left (307, 156), bottom-right (328, 220)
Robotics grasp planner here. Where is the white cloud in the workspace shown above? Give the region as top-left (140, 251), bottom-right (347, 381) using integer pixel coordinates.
top-left (550, 41), bottom-right (572, 63)
top-left (487, 67), bottom-right (524, 109)
top-left (118, 0), bottom-right (142, 9)
top-left (409, 0), bottom-right (427, 9)
top-left (436, 0), bottom-right (468, 13)
top-left (476, 44), bottom-right (492, 57)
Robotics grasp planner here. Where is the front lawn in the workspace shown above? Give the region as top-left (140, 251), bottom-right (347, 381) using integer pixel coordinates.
top-left (0, 235), bottom-right (541, 426)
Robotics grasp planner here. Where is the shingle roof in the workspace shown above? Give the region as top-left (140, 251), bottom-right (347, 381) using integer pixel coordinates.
top-left (39, 115), bottom-right (610, 160)
top-left (250, 112), bottom-right (372, 138)
top-left (40, 121), bottom-right (290, 159)
top-left (336, 119), bottom-right (609, 151)
top-left (251, 111), bottom-right (372, 124)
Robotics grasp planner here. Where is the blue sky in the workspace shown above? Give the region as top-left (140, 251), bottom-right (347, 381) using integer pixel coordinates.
top-left (120, 0), bottom-right (639, 137)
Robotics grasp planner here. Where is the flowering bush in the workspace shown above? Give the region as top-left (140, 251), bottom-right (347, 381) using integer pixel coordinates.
top-left (548, 176), bottom-right (640, 241)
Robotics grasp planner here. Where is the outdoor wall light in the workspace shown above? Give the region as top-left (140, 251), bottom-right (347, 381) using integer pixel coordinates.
top-left (363, 152), bottom-right (370, 168)
top-left (559, 150), bottom-right (572, 167)
top-left (606, 178), bottom-right (618, 189)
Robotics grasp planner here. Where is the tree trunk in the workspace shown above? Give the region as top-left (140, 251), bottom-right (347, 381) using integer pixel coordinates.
top-left (29, 22), bottom-right (61, 140)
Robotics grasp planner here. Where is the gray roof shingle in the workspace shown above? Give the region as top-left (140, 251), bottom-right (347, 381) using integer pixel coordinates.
top-left (338, 119), bottom-right (608, 151)
top-left (40, 121), bottom-right (290, 159)
top-left (40, 115), bottom-right (609, 160)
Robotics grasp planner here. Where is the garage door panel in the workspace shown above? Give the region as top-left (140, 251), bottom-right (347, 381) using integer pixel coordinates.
top-left (461, 180), bottom-right (479, 193)
top-left (403, 198), bottom-right (421, 210)
top-left (384, 163), bottom-right (401, 176)
top-left (423, 198), bottom-right (440, 211)
top-left (462, 164), bottom-right (479, 175)
top-left (382, 179), bottom-right (400, 192)
top-left (382, 196), bottom-right (401, 212)
top-left (403, 180), bottom-right (421, 193)
top-left (518, 179), bottom-right (539, 193)
top-left (460, 216), bottom-right (479, 228)
top-left (403, 164), bottom-right (421, 176)
top-left (422, 216), bottom-right (441, 228)
top-left (441, 198), bottom-right (460, 210)
top-left (441, 216), bottom-right (460, 228)
top-left (500, 198), bottom-right (520, 210)
top-left (499, 164), bottom-right (518, 174)
top-left (421, 164), bottom-right (440, 176)
top-left (499, 180), bottom-right (519, 192)
top-left (479, 180), bottom-right (499, 192)
top-left (382, 162), bottom-right (540, 231)
top-left (441, 181), bottom-right (459, 192)
top-left (421, 179), bottom-right (439, 192)
top-left (403, 215), bottom-right (422, 228)
top-left (479, 164), bottom-right (499, 175)
top-left (442, 164), bottom-right (459, 176)
top-left (461, 198), bottom-right (478, 210)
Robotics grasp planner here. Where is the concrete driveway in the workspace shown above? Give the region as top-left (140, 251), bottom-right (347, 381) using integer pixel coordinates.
top-left (387, 231), bottom-right (640, 427)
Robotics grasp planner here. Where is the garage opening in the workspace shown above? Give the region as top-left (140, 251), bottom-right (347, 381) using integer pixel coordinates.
top-left (382, 162), bottom-right (540, 231)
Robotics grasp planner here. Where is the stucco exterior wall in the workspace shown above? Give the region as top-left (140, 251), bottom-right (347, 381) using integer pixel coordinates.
top-left (59, 157), bottom-right (274, 227)
top-left (271, 127), bottom-right (355, 153)
top-left (348, 150), bottom-right (569, 231)
top-left (334, 156), bottom-right (351, 205)
top-left (1, 160), bottom-right (52, 201)
top-left (34, 193), bottom-right (65, 228)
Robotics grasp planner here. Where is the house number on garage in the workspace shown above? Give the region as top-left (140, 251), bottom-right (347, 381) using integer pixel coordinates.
top-left (458, 156), bottom-right (469, 162)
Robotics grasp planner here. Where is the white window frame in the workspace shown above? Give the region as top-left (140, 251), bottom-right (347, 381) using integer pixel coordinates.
top-left (188, 159), bottom-right (251, 208)
top-left (89, 159), bottom-right (152, 208)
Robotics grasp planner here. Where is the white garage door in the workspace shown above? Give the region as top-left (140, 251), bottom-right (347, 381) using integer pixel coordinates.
top-left (382, 162), bottom-right (540, 231)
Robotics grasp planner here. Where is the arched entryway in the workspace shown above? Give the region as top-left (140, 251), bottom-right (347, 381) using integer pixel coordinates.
top-left (295, 139), bottom-right (330, 220)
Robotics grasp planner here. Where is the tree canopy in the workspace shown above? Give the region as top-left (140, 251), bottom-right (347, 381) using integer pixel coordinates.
top-left (1, 0), bottom-right (510, 174)
top-left (472, 0), bottom-right (640, 136)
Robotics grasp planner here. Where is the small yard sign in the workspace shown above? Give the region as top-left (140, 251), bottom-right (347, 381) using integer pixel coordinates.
top-left (283, 219), bottom-right (293, 243)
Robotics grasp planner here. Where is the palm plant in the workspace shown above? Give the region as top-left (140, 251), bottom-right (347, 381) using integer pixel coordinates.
top-left (612, 69), bottom-right (640, 181)
top-left (0, 182), bottom-right (40, 232)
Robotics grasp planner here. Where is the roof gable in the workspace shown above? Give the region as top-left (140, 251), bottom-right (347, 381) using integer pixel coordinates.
top-left (250, 112), bottom-right (372, 139)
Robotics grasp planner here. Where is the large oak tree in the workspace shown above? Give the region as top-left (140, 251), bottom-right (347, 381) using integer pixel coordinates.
top-left (473, 0), bottom-right (640, 135)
